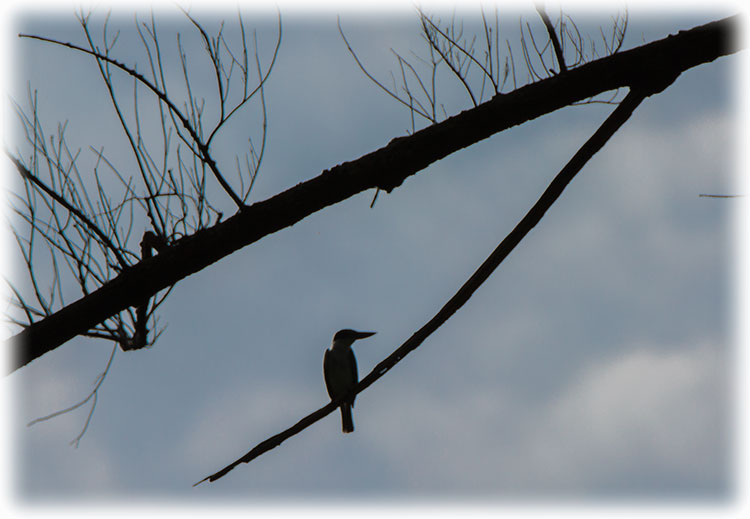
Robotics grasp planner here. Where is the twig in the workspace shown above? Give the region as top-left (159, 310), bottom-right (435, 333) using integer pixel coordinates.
top-left (27, 343), bottom-right (117, 448)
top-left (10, 15), bottom-right (738, 373)
top-left (535, 3), bottom-right (568, 73)
top-left (19, 32), bottom-right (245, 210)
top-left (6, 150), bottom-right (129, 269)
top-left (338, 17), bottom-right (433, 122)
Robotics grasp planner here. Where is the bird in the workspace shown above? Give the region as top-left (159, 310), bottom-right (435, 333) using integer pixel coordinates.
top-left (323, 329), bottom-right (376, 433)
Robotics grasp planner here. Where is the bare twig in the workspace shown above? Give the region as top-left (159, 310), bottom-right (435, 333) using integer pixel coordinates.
top-left (418, 10), bottom-right (479, 107)
top-left (9, 15), bottom-right (738, 372)
top-left (338, 17), bottom-right (433, 122)
top-left (535, 3), bottom-right (567, 73)
top-left (19, 31), bottom-right (245, 210)
top-left (6, 150), bottom-right (129, 269)
top-left (27, 343), bottom-right (117, 448)
top-left (9, 9), bottom-right (277, 363)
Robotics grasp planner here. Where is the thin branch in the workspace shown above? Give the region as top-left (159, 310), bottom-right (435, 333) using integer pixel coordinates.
top-left (195, 87), bottom-right (648, 485)
top-left (207, 11), bottom-right (282, 148)
top-left (9, 15), bottom-right (738, 373)
top-left (19, 32), bottom-right (245, 210)
top-left (6, 150), bottom-right (129, 268)
top-left (418, 8), bottom-right (497, 97)
top-left (535, 3), bottom-right (568, 73)
top-left (27, 343), bottom-right (117, 448)
top-left (337, 17), bottom-right (433, 122)
top-left (83, 33), bottom-right (166, 235)
top-left (418, 11), bottom-right (478, 107)
top-left (179, 7), bottom-right (227, 122)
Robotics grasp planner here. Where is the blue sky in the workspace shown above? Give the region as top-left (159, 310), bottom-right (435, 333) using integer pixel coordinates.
top-left (2, 0), bottom-right (746, 510)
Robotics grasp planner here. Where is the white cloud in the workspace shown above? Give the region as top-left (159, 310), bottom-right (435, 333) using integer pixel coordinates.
top-left (359, 337), bottom-right (728, 497)
top-left (516, 338), bottom-right (728, 494)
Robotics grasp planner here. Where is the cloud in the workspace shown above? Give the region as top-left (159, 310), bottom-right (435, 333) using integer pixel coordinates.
top-left (359, 337), bottom-right (728, 498)
top-left (7, 8), bottom-right (733, 501)
top-left (513, 338), bottom-right (729, 496)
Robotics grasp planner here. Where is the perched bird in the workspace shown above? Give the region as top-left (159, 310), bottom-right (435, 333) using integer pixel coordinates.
top-left (323, 329), bottom-right (376, 433)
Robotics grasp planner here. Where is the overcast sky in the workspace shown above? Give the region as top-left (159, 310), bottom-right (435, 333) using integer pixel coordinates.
top-left (2, 0), bottom-right (746, 513)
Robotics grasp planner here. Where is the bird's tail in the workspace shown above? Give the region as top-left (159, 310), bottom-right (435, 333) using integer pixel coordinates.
top-left (341, 404), bottom-right (354, 433)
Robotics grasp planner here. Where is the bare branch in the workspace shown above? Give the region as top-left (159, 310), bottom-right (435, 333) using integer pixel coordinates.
top-left (6, 151), bottom-right (129, 270)
top-left (417, 10), bottom-right (479, 107)
top-left (535, 3), bottom-right (567, 73)
top-left (8, 9), bottom-right (279, 373)
top-left (19, 31), bottom-right (245, 210)
top-left (27, 343), bottom-right (117, 449)
top-left (338, 17), bottom-right (433, 122)
top-left (9, 15), bottom-right (738, 372)
top-left (207, 11), bottom-right (282, 149)
top-left (196, 86), bottom-right (649, 484)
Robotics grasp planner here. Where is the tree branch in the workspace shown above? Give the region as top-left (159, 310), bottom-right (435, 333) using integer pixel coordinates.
top-left (7, 15), bottom-right (739, 373)
top-left (535, 3), bottom-right (568, 73)
top-left (19, 32), bottom-right (246, 210)
top-left (195, 85), bottom-right (649, 485)
top-left (6, 151), bottom-right (129, 269)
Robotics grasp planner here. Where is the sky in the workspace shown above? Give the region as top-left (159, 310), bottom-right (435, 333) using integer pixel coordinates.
top-left (1, 0), bottom-right (748, 514)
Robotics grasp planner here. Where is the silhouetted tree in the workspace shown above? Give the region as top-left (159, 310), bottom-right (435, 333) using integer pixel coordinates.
top-left (4, 5), bottom-right (740, 482)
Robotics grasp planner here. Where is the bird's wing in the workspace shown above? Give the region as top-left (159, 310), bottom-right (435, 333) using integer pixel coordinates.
top-left (323, 349), bottom-right (335, 400)
top-left (347, 347), bottom-right (358, 407)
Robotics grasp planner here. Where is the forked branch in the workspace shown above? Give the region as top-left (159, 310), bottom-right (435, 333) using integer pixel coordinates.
top-left (18, 32), bottom-right (245, 209)
top-left (8, 15), bottom-right (737, 373)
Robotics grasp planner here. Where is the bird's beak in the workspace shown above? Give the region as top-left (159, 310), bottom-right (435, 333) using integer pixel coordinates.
top-left (353, 331), bottom-right (376, 339)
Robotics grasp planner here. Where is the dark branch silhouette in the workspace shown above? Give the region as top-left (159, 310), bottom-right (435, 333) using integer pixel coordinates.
top-left (196, 84), bottom-right (652, 485)
top-left (6, 15), bottom-right (739, 374)
top-left (6, 9), bottom-right (280, 441)
top-left (535, 3), bottom-right (568, 73)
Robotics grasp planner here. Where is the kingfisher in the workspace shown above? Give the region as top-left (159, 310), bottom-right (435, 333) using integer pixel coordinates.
top-left (323, 329), bottom-right (376, 433)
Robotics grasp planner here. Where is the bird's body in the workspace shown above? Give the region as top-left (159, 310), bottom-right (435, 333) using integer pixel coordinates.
top-left (323, 329), bottom-right (375, 433)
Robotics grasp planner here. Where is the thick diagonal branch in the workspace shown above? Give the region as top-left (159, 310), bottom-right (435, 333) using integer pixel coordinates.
top-left (195, 86), bottom-right (648, 485)
top-left (7, 15), bottom-right (739, 373)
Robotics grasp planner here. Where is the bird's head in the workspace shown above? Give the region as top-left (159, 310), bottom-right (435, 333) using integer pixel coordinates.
top-left (332, 329), bottom-right (376, 348)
